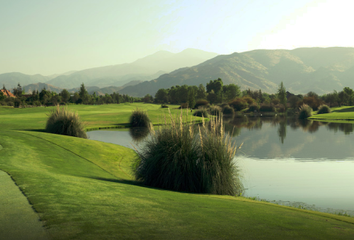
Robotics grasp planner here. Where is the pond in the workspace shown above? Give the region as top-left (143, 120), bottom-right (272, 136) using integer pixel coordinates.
top-left (87, 117), bottom-right (354, 216)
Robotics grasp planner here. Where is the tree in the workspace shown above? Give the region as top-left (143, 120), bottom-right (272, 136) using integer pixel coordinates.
top-left (223, 84), bottom-right (240, 101)
top-left (196, 84), bottom-right (207, 100)
top-left (13, 83), bottom-right (23, 98)
top-left (187, 87), bottom-right (196, 108)
top-left (60, 89), bottom-right (70, 103)
top-left (0, 91), bottom-right (5, 101)
top-left (78, 83), bottom-right (89, 104)
top-left (206, 78), bottom-right (223, 94)
top-left (278, 82), bottom-right (287, 109)
top-left (155, 89), bottom-right (169, 103)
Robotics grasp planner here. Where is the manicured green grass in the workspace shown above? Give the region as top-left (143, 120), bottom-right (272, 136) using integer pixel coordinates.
top-left (310, 106), bottom-right (354, 122)
top-left (1, 104), bottom-right (354, 239)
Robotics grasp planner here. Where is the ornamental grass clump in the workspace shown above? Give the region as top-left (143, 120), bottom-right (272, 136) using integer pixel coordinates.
top-left (210, 105), bottom-right (222, 116)
top-left (317, 104), bottom-right (331, 114)
top-left (129, 108), bottom-right (150, 128)
top-left (46, 105), bottom-right (87, 138)
top-left (298, 104), bottom-right (312, 119)
top-left (133, 109), bottom-right (243, 196)
top-left (193, 108), bottom-right (209, 118)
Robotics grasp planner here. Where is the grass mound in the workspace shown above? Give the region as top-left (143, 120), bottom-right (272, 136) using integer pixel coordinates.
top-left (46, 105), bottom-right (87, 138)
top-left (299, 104), bottom-right (312, 119)
top-left (133, 111), bottom-right (243, 195)
top-left (129, 108), bottom-right (150, 128)
top-left (317, 104), bottom-right (331, 114)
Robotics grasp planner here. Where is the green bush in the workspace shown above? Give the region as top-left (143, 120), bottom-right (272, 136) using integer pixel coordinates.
top-left (298, 104), bottom-right (312, 119)
top-left (129, 108), bottom-right (150, 128)
top-left (194, 99), bottom-right (210, 109)
top-left (228, 98), bottom-right (248, 111)
top-left (193, 109), bottom-right (209, 118)
top-left (259, 104), bottom-right (275, 112)
top-left (222, 105), bottom-right (235, 115)
top-left (46, 106), bottom-right (87, 138)
top-left (179, 102), bottom-right (189, 109)
top-left (133, 114), bottom-right (243, 195)
top-left (210, 106), bottom-right (222, 116)
top-left (317, 104), bottom-right (331, 114)
top-left (247, 104), bottom-right (260, 112)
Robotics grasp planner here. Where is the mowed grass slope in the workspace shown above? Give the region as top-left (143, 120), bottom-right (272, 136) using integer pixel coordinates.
top-left (1, 104), bottom-right (354, 239)
top-left (310, 106), bottom-right (354, 122)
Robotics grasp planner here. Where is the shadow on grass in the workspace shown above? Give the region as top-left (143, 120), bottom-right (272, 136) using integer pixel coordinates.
top-left (88, 177), bottom-right (143, 187)
top-left (332, 107), bottom-right (354, 113)
top-left (21, 129), bottom-right (46, 132)
top-left (87, 176), bottom-right (180, 192)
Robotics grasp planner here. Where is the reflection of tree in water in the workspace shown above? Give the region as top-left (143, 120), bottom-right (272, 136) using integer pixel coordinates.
top-left (297, 119), bottom-right (312, 131)
top-left (129, 127), bottom-right (150, 143)
top-left (228, 116), bottom-right (262, 130)
top-left (308, 121), bottom-right (320, 133)
top-left (327, 123), bottom-right (354, 135)
top-left (278, 121), bottom-right (287, 144)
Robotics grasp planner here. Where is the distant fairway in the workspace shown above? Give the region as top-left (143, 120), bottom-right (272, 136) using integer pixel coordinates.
top-left (1, 104), bottom-right (354, 239)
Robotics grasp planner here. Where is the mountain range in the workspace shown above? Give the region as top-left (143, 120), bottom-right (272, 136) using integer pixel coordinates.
top-left (120, 47), bottom-right (354, 97)
top-left (2, 47), bottom-right (354, 97)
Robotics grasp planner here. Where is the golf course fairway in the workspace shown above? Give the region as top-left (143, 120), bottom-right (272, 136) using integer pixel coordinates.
top-left (1, 104), bottom-right (354, 239)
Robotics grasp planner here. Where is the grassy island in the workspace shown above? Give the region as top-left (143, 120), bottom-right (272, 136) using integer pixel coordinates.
top-left (1, 104), bottom-right (354, 239)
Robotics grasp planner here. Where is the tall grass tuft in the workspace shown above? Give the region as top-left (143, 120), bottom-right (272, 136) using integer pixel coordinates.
top-left (133, 110), bottom-right (243, 196)
top-left (46, 105), bottom-right (87, 138)
top-left (210, 105), bottom-right (222, 116)
top-left (193, 108), bottom-right (209, 118)
top-left (298, 104), bottom-right (312, 119)
top-left (129, 108), bottom-right (150, 128)
top-left (317, 104), bottom-right (331, 114)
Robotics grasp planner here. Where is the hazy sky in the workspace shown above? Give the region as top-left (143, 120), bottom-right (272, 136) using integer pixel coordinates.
top-left (1, 0), bottom-right (353, 75)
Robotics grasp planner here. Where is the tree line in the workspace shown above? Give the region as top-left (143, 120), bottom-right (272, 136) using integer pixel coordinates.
top-left (0, 83), bottom-right (140, 107)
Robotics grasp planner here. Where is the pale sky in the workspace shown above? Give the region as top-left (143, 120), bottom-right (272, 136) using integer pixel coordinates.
top-left (1, 0), bottom-right (353, 75)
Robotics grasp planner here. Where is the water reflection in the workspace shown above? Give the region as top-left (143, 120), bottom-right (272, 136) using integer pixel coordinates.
top-left (87, 117), bottom-right (354, 214)
top-left (129, 127), bottom-right (150, 143)
top-left (226, 117), bottom-right (354, 160)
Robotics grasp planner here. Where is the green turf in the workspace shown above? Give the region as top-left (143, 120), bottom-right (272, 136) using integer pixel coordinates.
top-left (1, 104), bottom-right (354, 239)
top-left (310, 106), bottom-right (354, 122)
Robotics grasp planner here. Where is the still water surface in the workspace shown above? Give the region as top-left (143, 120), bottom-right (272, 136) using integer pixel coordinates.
top-left (87, 117), bottom-right (354, 215)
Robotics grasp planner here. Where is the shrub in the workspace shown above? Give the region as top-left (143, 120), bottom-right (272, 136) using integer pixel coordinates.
top-left (133, 113), bottom-right (243, 195)
top-left (298, 104), bottom-right (312, 119)
top-left (194, 99), bottom-right (210, 109)
top-left (222, 105), bottom-right (235, 115)
top-left (259, 104), bottom-right (275, 112)
top-left (129, 108), bottom-right (150, 128)
top-left (247, 104), bottom-right (260, 112)
top-left (46, 106), bottom-right (87, 138)
top-left (179, 102), bottom-right (189, 109)
top-left (210, 106), bottom-right (222, 116)
top-left (161, 104), bottom-right (169, 108)
top-left (228, 98), bottom-right (248, 111)
top-left (193, 109), bottom-right (209, 118)
top-left (317, 104), bottom-right (331, 114)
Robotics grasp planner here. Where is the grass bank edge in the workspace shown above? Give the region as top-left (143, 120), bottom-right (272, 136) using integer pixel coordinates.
top-left (9, 130), bottom-right (354, 223)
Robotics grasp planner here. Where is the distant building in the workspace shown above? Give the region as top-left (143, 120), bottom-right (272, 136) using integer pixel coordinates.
top-left (0, 89), bottom-right (16, 98)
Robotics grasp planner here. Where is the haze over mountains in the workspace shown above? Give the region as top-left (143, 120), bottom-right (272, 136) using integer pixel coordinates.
top-left (2, 47), bottom-right (354, 97)
top-left (0, 49), bottom-right (218, 93)
top-left (120, 47), bottom-right (354, 97)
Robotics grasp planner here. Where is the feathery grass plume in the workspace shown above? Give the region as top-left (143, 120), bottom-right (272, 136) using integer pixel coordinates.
top-left (129, 108), bottom-right (150, 128)
top-left (317, 104), bottom-right (331, 114)
top-left (298, 104), bottom-right (312, 119)
top-left (133, 111), bottom-right (243, 196)
top-left (210, 105), bottom-right (222, 116)
top-left (46, 105), bottom-right (87, 138)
